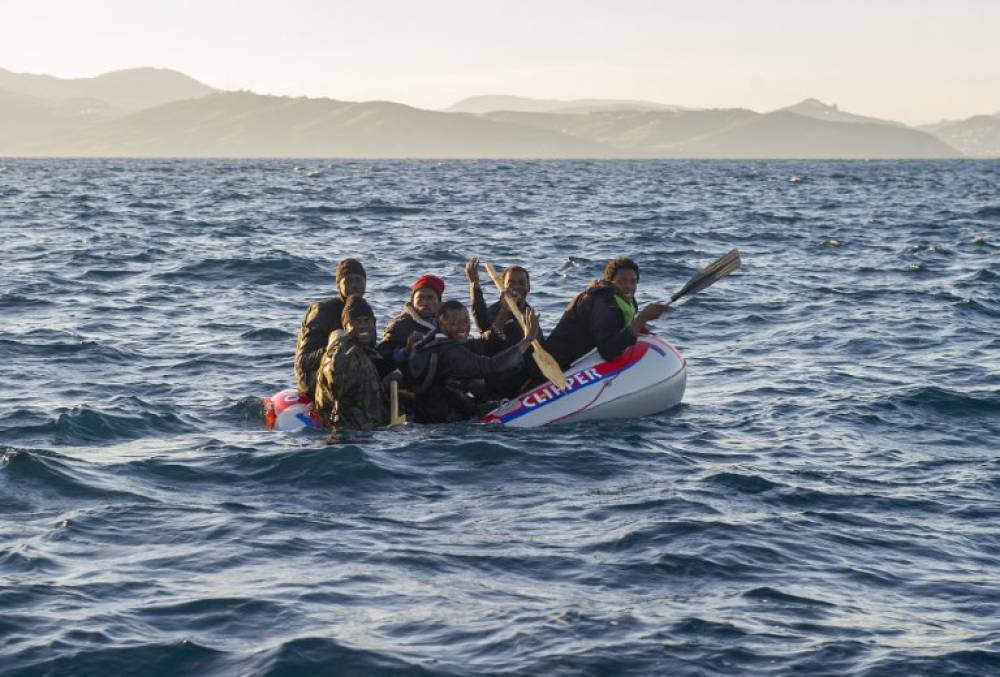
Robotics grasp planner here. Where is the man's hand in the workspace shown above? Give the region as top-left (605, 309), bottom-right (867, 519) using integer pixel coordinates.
top-left (465, 256), bottom-right (480, 285)
top-left (405, 331), bottom-right (425, 353)
top-left (518, 307), bottom-right (540, 350)
top-left (630, 302), bottom-right (670, 335)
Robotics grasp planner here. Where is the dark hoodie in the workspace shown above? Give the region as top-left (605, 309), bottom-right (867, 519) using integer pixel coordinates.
top-left (406, 331), bottom-right (522, 423)
top-left (543, 281), bottom-right (638, 370)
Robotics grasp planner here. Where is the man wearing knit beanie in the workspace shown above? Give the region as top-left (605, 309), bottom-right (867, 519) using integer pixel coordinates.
top-left (313, 295), bottom-right (394, 430)
top-left (376, 274), bottom-right (445, 367)
top-left (293, 258), bottom-right (369, 396)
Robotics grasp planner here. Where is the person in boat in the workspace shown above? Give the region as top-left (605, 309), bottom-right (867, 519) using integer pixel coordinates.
top-left (465, 256), bottom-right (544, 345)
top-left (294, 258), bottom-right (367, 396)
top-left (406, 299), bottom-right (537, 424)
top-left (376, 274), bottom-right (444, 368)
top-left (313, 295), bottom-right (395, 430)
top-left (465, 256), bottom-right (545, 397)
top-left (543, 257), bottom-right (669, 371)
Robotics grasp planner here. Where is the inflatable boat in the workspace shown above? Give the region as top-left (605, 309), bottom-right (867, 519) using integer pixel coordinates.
top-left (481, 335), bottom-right (686, 427)
top-left (262, 335), bottom-right (685, 431)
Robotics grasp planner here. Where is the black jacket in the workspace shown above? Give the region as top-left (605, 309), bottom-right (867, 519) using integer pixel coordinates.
top-left (470, 283), bottom-right (546, 346)
top-left (294, 296), bottom-right (346, 395)
top-left (543, 282), bottom-right (637, 370)
top-left (376, 304), bottom-right (437, 366)
top-left (469, 283), bottom-right (545, 397)
top-left (406, 332), bottom-right (522, 423)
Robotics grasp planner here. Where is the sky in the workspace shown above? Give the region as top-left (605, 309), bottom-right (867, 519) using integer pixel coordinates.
top-left (1, 0), bottom-right (998, 124)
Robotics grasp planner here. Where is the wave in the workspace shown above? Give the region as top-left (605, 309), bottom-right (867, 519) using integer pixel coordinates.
top-left (156, 253), bottom-right (328, 285)
top-left (295, 201), bottom-right (429, 216)
top-left (0, 332), bottom-right (137, 363)
top-left (0, 293), bottom-right (54, 309)
top-left (240, 327), bottom-right (296, 342)
top-left (0, 398), bottom-right (192, 445)
top-left (5, 639), bottom-right (229, 677)
top-left (881, 385), bottom-right (1000, 417)
top-left (974, 205), bottom-right (1000, 219)
top-left (0, 447), bottom-right (150, 506)
top-left (248, 636), bottom-right (430, 675)
top-left (218, 445), bottom-right (413, 490)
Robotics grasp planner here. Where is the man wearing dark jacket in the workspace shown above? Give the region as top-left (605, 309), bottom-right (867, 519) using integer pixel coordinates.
top-left (464, 256), bottom-right (544, 397)
top-left (406, 299), bottom-right (538, 424)
top-left (313, 296), bottom-right (394, 430)
top-left (293, 258), bottom-right (367, 395)
top-left (376, 274), bottom-right (444, 367)
top-left (544, 257), bottom-right (668, 370)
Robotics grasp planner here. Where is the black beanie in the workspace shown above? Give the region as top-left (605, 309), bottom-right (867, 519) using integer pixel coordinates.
top-left (336, 258), bottom-right (366, 283)
top-left (341, 295), bottom-right (375, 327)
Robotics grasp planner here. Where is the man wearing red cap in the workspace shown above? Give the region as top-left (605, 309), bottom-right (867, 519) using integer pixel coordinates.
top-left (376, 274), bottom-right (445, 367)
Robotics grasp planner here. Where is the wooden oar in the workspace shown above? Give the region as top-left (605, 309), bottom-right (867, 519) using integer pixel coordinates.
top-left (484, 262), bottom-right (566, 390)
top-left (664, 248), bottom-right (741, 306)
top-left (389, 381), bottom-right (406, 426)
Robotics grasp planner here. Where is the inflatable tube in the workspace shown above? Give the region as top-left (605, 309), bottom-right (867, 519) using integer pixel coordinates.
top-left (262, 336), bottom-right (685, 431)
top-left (262, 389), bottom-right (322, 431)
top-left (481, 335), bottom-right (686, 428)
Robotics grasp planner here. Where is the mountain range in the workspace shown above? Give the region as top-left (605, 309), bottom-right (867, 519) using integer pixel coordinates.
top-left (1, 67), bottom-right (997, 158)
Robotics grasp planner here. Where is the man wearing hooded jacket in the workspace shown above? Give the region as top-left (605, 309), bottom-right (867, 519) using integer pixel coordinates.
top-left (293, 258), bottom-right (367, 395)
top-left (376, 274), bottom-right (445, 367)
top-left (543, 257), bottom-right (669, 371)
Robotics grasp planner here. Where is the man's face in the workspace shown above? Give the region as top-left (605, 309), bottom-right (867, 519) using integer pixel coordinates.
top-left (412, 287), bottom-right (441, 319)
top-left (504, 270), bottom-right (530, 307)
top-left (345, 315), bottom-right (375, 344)
top-left (338, 273), bottom-right (366, 299)
top-left (439, 307), bottom-right (471, 343)
top-left (611, 269), bottom-right (638, 301)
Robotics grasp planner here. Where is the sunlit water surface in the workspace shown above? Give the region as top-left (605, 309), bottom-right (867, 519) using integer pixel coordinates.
top-left (2, 159), bottom-right (998, 675)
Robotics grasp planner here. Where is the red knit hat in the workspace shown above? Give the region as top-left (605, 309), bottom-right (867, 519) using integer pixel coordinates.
top-left (411, 274), bottom-right (445, 299)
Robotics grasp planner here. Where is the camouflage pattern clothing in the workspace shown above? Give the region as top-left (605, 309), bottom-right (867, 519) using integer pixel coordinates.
top-left (314, 330), bottom-right (389, 431)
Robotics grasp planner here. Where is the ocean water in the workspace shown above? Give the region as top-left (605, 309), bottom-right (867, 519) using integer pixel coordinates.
top-left (1, 158), bottom-right (998, 676)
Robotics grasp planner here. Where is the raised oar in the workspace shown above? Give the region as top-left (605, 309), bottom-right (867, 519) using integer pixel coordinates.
top-left (663, 249), bottom-right (741, 306)
top-left (483, 261), bottom-right (567, 390)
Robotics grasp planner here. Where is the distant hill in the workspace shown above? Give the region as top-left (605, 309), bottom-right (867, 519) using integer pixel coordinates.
top-left (778, 98), bottom-right (904, 127)
top-left (923, 115), bottom-right (1000, 157)
top-left (485, 108), bottom-right (957, 158)
top-left (447, 94), bottom-right (685, 114)
top-left (0, 66), bottom-right (216, 114)
top-left (0, 89), bottom-right (81, 149)
top-left (16, 91), bottom-right (610, 158)
top-left (664, 110), bottom-right (955, 159)
top-left (0, 66), bottom-right (971, 158)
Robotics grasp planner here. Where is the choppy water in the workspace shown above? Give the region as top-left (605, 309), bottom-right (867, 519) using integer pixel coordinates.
top-left (1, 159), bottom-right (998, 676)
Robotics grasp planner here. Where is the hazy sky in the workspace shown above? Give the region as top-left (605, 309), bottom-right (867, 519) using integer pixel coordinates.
top-left (2, 0), bottom-right (997, 124)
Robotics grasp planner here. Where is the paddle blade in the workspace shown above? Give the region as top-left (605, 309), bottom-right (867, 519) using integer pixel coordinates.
top-left (670, 249), bottom-right (741, 303)
top-left (531, 340), bottom-right (567, 390)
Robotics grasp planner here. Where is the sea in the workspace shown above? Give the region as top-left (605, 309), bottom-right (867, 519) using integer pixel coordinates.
top-left (1, 159), bottom-right (998, 676)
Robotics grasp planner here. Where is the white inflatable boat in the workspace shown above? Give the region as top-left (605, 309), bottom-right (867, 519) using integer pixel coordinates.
top-left (262, 335), bottom-right (686, 431)
top-left (481, 335), bottom-right (686, 427)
